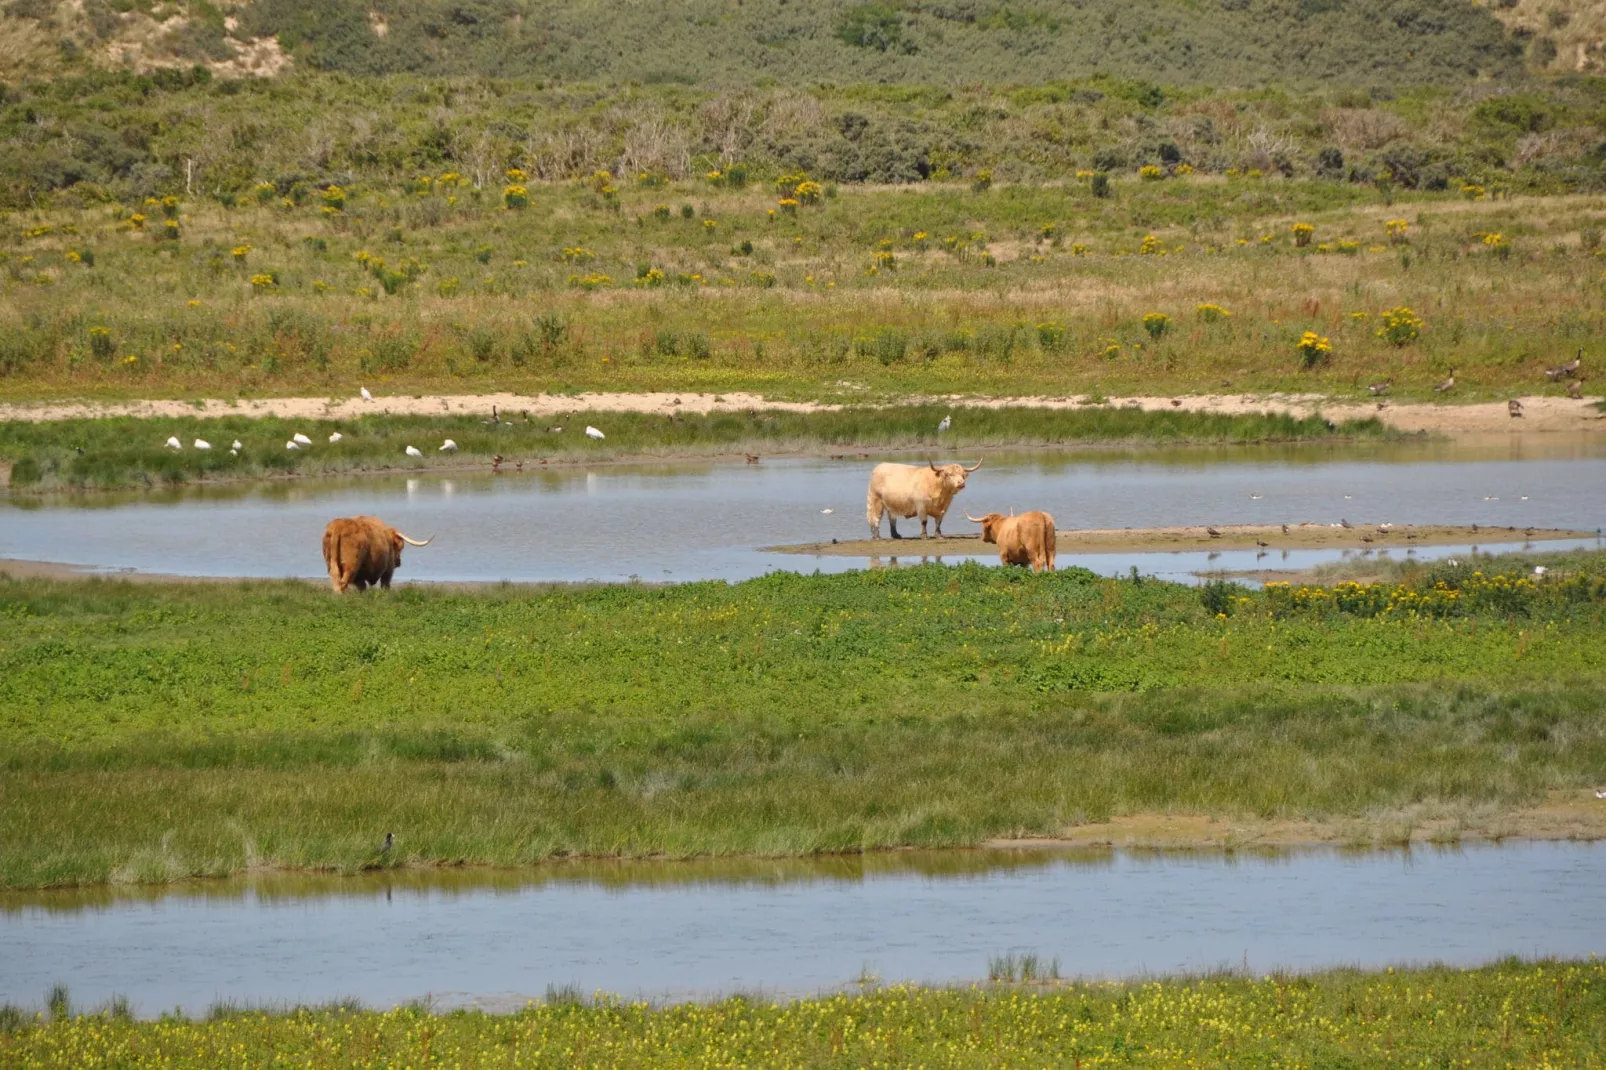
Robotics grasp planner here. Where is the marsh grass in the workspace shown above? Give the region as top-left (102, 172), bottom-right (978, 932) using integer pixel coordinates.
top-left (4, 961), bottom-right (1604, 1066)
top-left (987, 952), bottom-right (1063, 984)
top-left (0, 406), bottom-right (1387, 491)
top-left (3, 556), bottom-right (1606, 887)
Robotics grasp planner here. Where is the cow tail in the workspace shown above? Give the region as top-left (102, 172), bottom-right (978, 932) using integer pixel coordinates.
top-left (866, 480), bottom-right (882, 535)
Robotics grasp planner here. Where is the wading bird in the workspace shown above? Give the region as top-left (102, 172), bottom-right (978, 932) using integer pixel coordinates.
top-left (405, 445), bottom-right (423, 457)
top-left (585, 426), bottom-right (605, 440)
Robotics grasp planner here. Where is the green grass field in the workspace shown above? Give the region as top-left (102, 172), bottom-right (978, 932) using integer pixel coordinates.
top-left (0, 406), bottom-right (1387, 491)
top-left (4, 960), bottom-right (1603, 1067)
top-left (3, 553), bottom-right (1604, 888)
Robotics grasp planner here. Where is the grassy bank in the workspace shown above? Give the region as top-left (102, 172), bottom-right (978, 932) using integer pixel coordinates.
top-left (3, 555), bottom-right (1605, 888)
top-left (4, 960), bottom-right (1603, 1066)
top-left (6, 175), bottom-right (1606, 404)
top-left (0, 406), bottom-right (1385, 491)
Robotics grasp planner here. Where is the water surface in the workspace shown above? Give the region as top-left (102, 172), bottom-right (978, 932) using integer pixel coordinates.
top-left (2, 842), bottom-right (1601, 1015)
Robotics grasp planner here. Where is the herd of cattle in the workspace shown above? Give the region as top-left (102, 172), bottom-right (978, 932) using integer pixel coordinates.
top-left (320, 459), bottom-right (1056, 592)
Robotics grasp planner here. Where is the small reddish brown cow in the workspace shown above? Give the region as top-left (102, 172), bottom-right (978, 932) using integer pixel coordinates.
top-left (966, 510), bottom-right (1057, 573)
top-left (322, 516), bottom-right (433, 592)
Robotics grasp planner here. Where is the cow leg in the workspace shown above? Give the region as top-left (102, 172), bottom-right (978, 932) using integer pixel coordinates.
top-left (918, 507), bottom-right (930, 539)
top-left (380, 569), bottom-right (394, 589)
top-left (888, 517), bottom-right (902, 539)
top-left (354, 577), bottom-right (369, 591)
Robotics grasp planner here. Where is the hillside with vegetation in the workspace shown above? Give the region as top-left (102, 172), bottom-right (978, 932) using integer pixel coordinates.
top-left (0, 0), bottom-right (1532, 85)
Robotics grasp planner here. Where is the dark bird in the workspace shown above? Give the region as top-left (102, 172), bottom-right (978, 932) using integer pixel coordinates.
top-left (1255, 539), bottom-right (1270, 548)
top-left (1170, 398), bottom-right (1182, 407)
top-left (382, 832), bottom-right (394, 853)
top-left (74, 446), bottom-right (84, 455)
top-left (1340, 518), bottom-right (1353, 529)
top-left (491, 454), bottom-right (503, 470)
top-left (1558, 350), bottom-right (1582, 378)
top-left (1433, 369), bottom-right (1456, 393)
top-left (1508, 399), bottom-right (1524, 418)
top-left (1367, 380), bottom-right (1390, 396)
top-left (1471, 523), bottom-right (1479, 533)
top-left (1361, 535), bottom-right (1374, 544)
top-left (482, 405), bottom-right (500, 425)
top-left (1376, 400), bottom-right (1390, 411)
top-left (515, 460), bottom-right (523, 471)
top-left (1281, 524), bottom-right (1290, 535)
top-left (745, 453), bottom-right (760, 464)
top-left (1206, 527), bottom-right (1223, 538)
top-left (546, 425), bottom-right (564, 433)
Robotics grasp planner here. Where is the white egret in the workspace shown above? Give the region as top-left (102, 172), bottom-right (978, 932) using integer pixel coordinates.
top-left (360, 387), bottom-right (373, 401)
top-left (329, 432), bottom-right (343, 443)
top-left (193, 439), bottom-right (211, 450)
top-left (165, 436), bottom-right (182, 450)
top-left (585, 426), bottom-right (605, 440)
top-left (937, 414), bottom-right (951, 433)
top-left (286, 440), bottom-right (300, 451)
top-left (292, 432), bottom-right (312, 446)
top-left (439, 439), bottom-right (458, 452)
top-left (405, 445), bottom-right (423, 458)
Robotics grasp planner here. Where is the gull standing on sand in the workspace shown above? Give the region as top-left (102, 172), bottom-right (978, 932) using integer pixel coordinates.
top-left (360, 387), bottom-right (373, 401)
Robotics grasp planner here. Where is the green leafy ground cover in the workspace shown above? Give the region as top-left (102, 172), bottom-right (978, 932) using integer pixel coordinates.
top-left (0, 407), bottom-right (1385, 491)
top-left (2, 554), bottom-right (1604, 888)
top-left (3, 960), bottom-right (1603, 1067)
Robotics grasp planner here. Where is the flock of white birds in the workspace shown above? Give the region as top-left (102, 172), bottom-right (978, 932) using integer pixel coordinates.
top-left (160, 389), bottom-right (613, 459)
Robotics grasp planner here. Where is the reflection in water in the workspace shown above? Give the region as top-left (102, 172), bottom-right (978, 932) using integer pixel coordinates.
top-left (2, 436), bottom-right (1604, 583)
top-left (2, 842), bottom-right (1602, 1015)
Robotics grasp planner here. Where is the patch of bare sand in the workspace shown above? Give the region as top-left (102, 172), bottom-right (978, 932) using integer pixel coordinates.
top-left (769, 523), bottom-right (1595, 557)
top-left (984, 791), bottom-right (1606, 850)
top-left (2, 390), bottom-right (1600, 436)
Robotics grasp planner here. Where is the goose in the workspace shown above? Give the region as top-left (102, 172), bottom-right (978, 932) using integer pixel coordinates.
top-left (745, 454), bottom-right (759, 464)
top-left (405, 445), bottom-right (423, 458)
top-left (1508, 399), bottom-right (1523, 418)
top-left (1559, 350), bottom-right (1582, 378)
top-left (360, 387), bottom-right (373, 401)
top-left (937, 414), bottom-right (952, 432)
top-left (328, 432), bottom-right (343, 443)
top-left (1433, 369), bottom-right (1456, 393)
top-left (1367, 380), bottom-right (1390, 396)
top-left (165, 435), bottom-right (182, 450)
top-left (546, 425), bottom-right (564, 433)
top-left (482, 406), bottom-right (500, 425)
top-left (193, 439), bottom-right (211, 450)
top-left (1376, 400), bottom-right (1389, 411)
top-left (585, 426), bottom-right (605, 440)
top-left (439, 439), bottom-right (458, 452)
top-left (292, 432), bottom-right (312, 446)
top-left (1568, 379), bottom-right (1583, 399)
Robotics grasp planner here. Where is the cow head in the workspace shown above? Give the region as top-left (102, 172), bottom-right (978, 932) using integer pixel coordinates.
top-left (964, 512), bottom-right (1006, 544)
top-left (929, 459), bottom-right (982, 495)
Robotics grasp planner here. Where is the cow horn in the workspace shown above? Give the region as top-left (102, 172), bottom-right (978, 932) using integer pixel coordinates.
top-left (964, 460), bottom-right (982, 472)
top-left (398, 533), bottom-right (434, 547)
top-left (965, 512), bottom-right (985, 523)
top-left (929, 461), bottom-right (941, 472)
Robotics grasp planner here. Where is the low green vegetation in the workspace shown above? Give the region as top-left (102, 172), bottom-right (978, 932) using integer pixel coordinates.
top-left (0, 407), bottom-right (1386, 491)
top-left (4, 960), bottom-right (1603, 1066)
top-left (3, 553), bottom-right (1604, 888)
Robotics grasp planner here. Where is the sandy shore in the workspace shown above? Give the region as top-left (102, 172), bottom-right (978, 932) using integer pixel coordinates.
top-left (1, 390), bottom-right (1600, 436)
top-left (768, 523), bottom-right (1599, 557)
top-left (984, 791), bottom-right (1606, 849)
